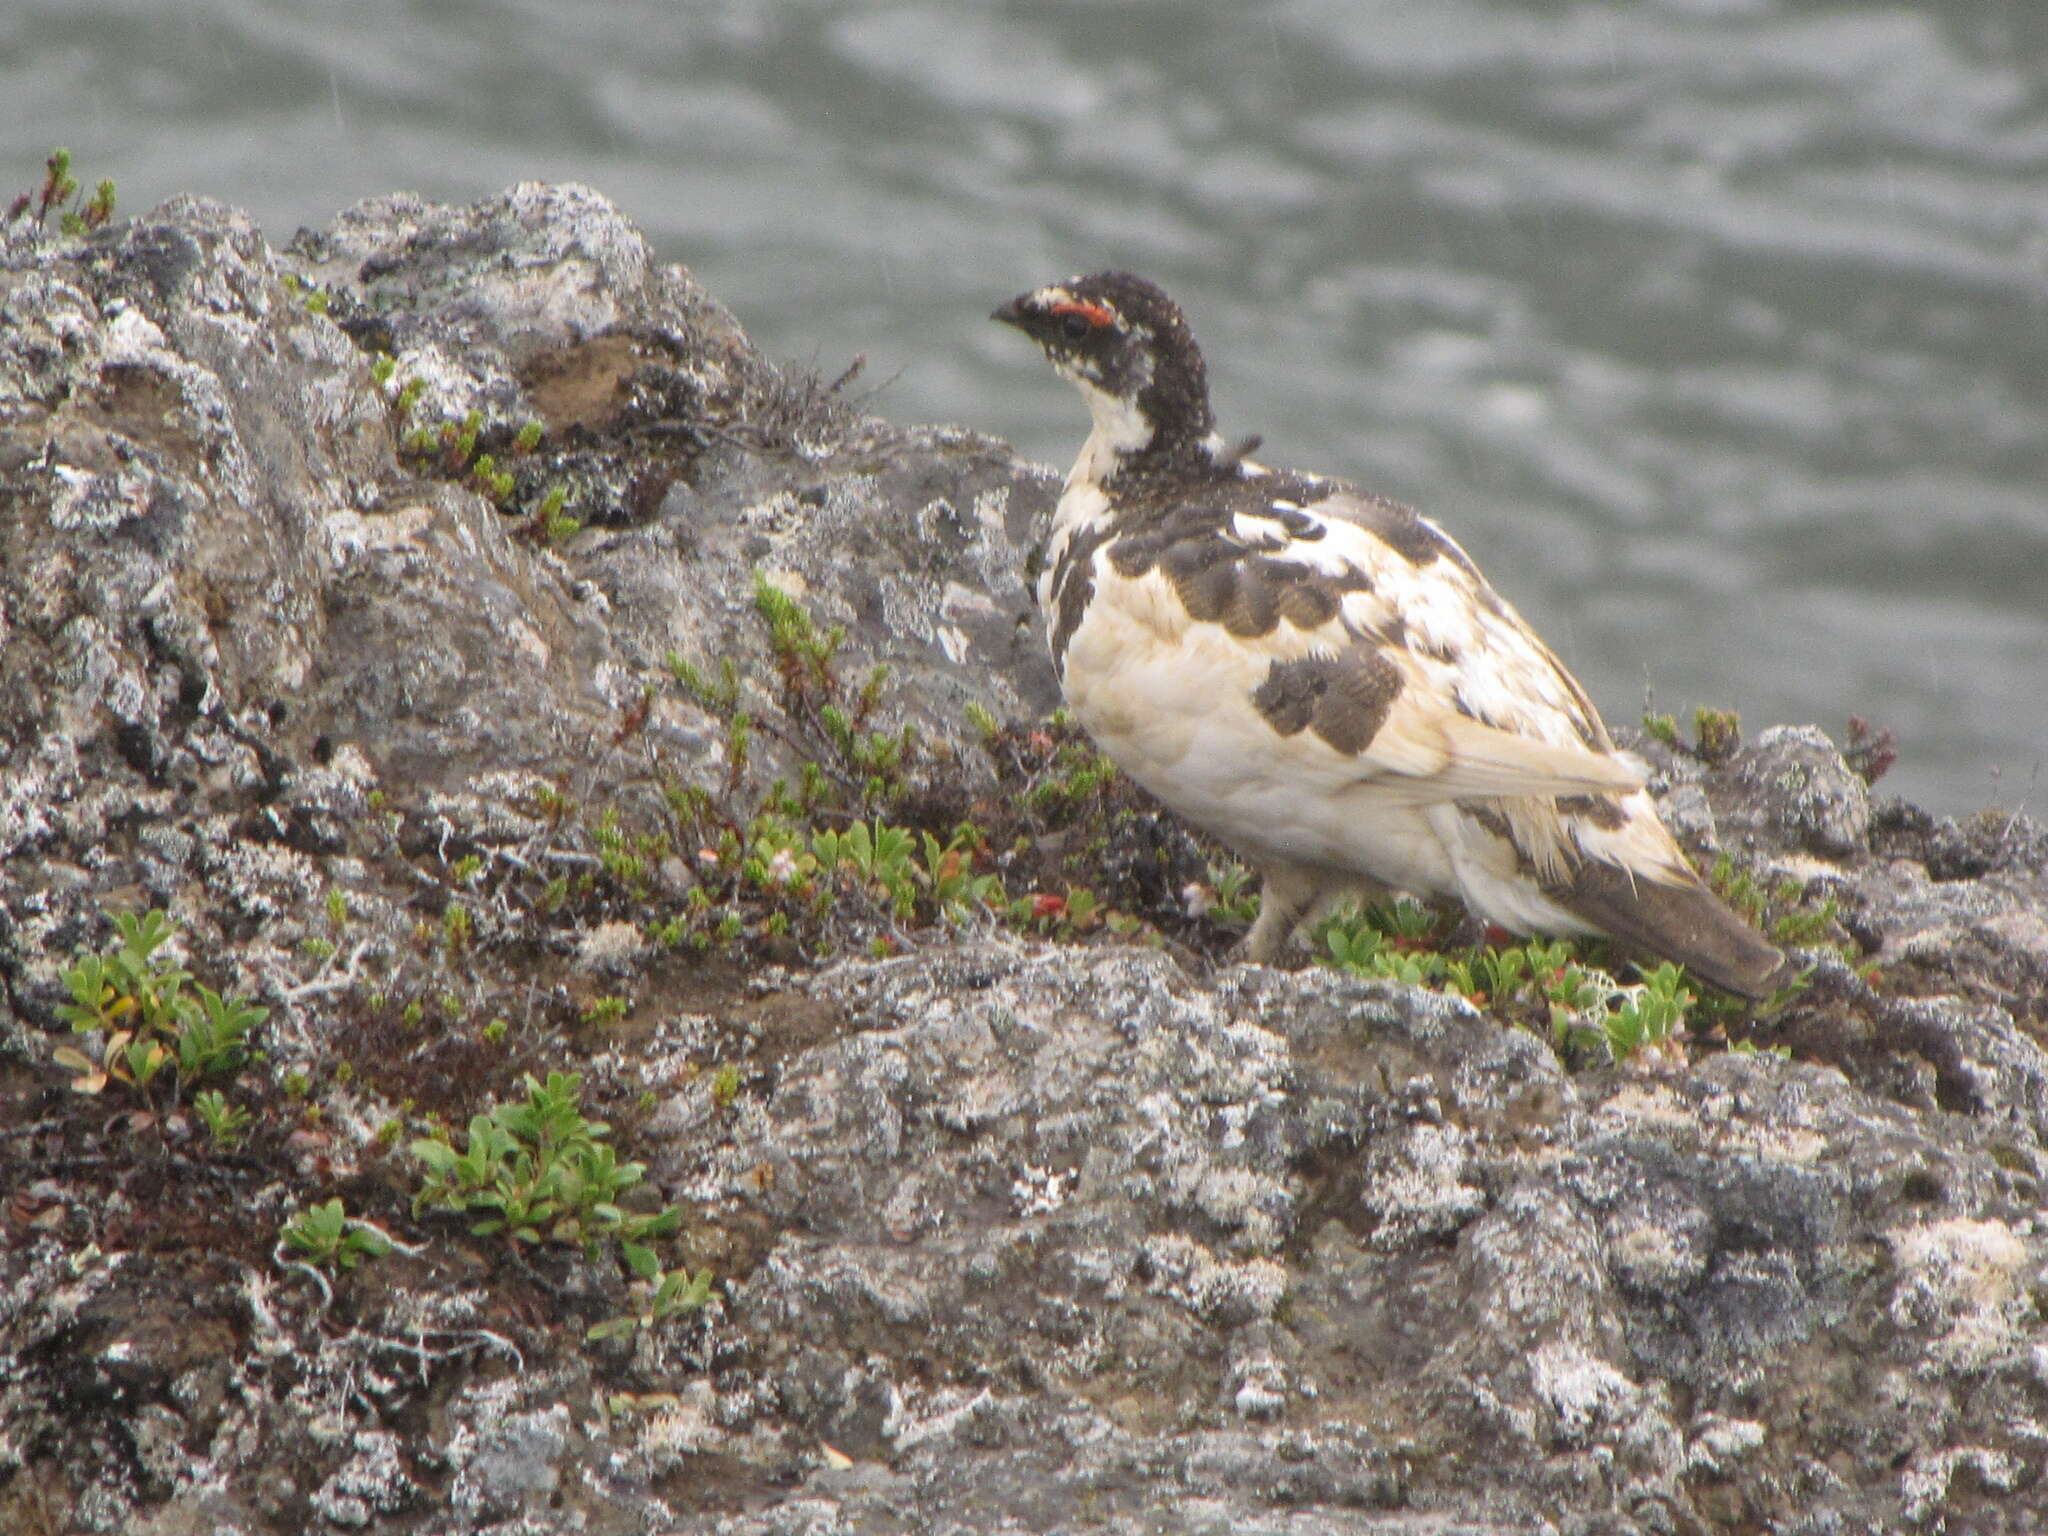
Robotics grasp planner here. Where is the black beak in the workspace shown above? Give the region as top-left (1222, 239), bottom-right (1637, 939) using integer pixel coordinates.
top-left (990, 294), bottom-right (1031, 330)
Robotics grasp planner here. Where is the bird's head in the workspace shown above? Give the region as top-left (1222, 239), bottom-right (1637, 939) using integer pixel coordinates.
top-left (993, 270), bottom-right (1215, 471)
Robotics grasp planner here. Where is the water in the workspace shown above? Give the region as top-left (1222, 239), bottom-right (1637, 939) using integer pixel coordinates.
top-left (6, 0), bottom-right (2043, 815)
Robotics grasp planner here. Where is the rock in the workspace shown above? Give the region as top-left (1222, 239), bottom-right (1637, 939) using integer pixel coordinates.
top-left (286, 182), bottom-right (1059, 802)
top-left (1728, 724), bottom-right (1873, 858)
top-left (1, 182), bottom-right (1055, 863)
top-left (448, 1400), bottom-right (571, 1520)
top-left (3, 184), bottom-right (2047, 1536)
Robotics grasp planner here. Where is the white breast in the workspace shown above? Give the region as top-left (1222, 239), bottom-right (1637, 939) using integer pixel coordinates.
top-left (1055, 557), bottom-right (1459, 897)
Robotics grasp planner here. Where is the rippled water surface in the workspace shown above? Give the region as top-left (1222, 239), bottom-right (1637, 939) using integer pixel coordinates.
top-left (7, 0), bottom-right (2044, 812)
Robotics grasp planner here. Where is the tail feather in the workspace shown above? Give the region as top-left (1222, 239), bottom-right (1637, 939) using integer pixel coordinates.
top-left (1555, 861), bottom-right (1793, 1001)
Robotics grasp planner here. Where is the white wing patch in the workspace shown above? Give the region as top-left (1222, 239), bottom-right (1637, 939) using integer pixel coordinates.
top-left (1228, 510), bottom-right (1296, 548)
top-left (1295, 492), bottom-right (1610, 751)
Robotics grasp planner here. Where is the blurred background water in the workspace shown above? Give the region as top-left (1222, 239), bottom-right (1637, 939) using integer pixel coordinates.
top-left (5, 0), bottom-right (2043, 814)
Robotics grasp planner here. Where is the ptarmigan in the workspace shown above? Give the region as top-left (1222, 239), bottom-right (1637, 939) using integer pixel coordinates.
top-left (992, 270), bottom-right (1792, 998)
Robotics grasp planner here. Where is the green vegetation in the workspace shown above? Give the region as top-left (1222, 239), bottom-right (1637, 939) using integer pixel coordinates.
top-left (1316, 900), bottom-right (1745, 1065)
top-left (1709, 855), bottom-right (1852, 961)
top-left (709, 1062), bottom-right (744, 1111)
top-left (396, 405), bottom-right (523, 506)
top-left (442, 901), bottom-right (472, 953)
top-left (1637, 701), bottom-right (1743, 765)
top-left (580, 995), bottom-right (630, 1027)
top-left (1693, 706), bottom-right (1742, 765)
top-left (367, 351), bottom-right (572, 536)
top-left (633, 576), bottom-right (1191, 967)
top-left (191, 1088), bottom-right (252, 1150)
top-left (588, 1254), bottom-right (717, 1342)
top-left (280, 272), bottom-right (330, 314)
top-left (1597, 963), bottom-right (1694, 1061)
top-left (532, 483), bottom-right (580, 545)
top-left (6, 148), bottom-right (115, 236)
top-left (409, 1070), bottom-right (682, 1263)
top-left (279, 1199), bottom-right (395, 1272)
top-left (1203, 862), bottom-right (1262, 930)
top-left (1640, 711), bottom-right (1680, 748)
top-left (52, 909), bottom-right (266, 1099)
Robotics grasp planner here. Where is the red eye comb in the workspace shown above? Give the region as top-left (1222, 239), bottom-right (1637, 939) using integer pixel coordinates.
top-left (1048, 299), bottom-right (1115, 329)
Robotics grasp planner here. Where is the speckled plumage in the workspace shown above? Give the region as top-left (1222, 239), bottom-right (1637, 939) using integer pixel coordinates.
top-left (994, 271), bottom-right (1791, 998)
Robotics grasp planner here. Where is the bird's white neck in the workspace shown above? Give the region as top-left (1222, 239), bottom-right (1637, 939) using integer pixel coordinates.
top-left (1063, 377), bottom-right (1156, 490)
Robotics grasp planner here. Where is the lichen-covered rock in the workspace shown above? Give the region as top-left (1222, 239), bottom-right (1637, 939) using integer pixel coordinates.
top-left (2, 198), bottom-right (384, 855)
top-left (1730, 724), bottom-right (1874, 858)
top-left (608, 942), bottom-right (2048, 1531)
top-left (2, 185), bottom-right (2046, 1536)
top-left (1, 182), bottom-right (1055, 867)
top-left (286, 182), bottom-right (1059, 802)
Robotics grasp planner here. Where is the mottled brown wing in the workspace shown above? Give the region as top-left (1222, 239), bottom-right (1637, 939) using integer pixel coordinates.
top-left (1053, 473), bottom-right (1646, 805)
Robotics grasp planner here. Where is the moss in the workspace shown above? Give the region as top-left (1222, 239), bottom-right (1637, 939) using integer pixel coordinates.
top-left (1693, 706), bottom-right (1742, 765)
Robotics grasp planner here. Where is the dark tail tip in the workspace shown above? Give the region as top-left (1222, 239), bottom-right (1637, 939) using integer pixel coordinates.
top-left (1557, 863), bottom-right (1792, 1002)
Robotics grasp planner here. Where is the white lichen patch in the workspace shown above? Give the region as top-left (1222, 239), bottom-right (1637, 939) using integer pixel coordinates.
top-left (1528, 1339), bottom-right (1644, 1446)
top-left (1888, 1217), bottom-right (2034, 1370)
top-left (881, 1171), bottom-right (938, 1240)
top-left (1011, 1162), bottom-right (1076, 1218)
top-left (638, 1381), bottom-right (724, 1468)
top-left (321, 503), bottom-right (440, 569)
top-left (936, 1068), bottom-right (1028, 1131)
top-left (937, 579), bottom-right (1004, 626)
top-left (1359, 1122), bottom-right (1485, 1251)
top-left (0, 272), bottom-right (102, 404)
top-left (310, 1429), bottom-right (418, 1527)
top-left (784, 1249), bottom-right (933, 1329)
top-left (1712, 1123), bottom-right (1829, 1165)
top-left (970, 485), bottom-right (1012, 536)
top-left (1227, 1346), bottom-right (1289, 1420)
top-left (1685, 1413), bottom-right (1766, 1476)
top-left (576, 919), bottom-right (646, 971)
top-left (740, 492), bottom-right (808, 535)
top-left (1900, 1444), bottom-right (2023, 1524)
top-left (1979, 909), bottom-right (2048, 965)
top-left (49, 460), bottom-right (155, 531)
top-left (1592, 1081), bottom-right (1696, 1132)
top-left (438, 771), bottom-right (560, 843)
top-left (1185, 1164), bottom-right (1290, 1252)
top-left (447, 1394), bottom-right (571, 1518)
top-left (1607, 1209), bottom-right (1710, 1294)
top-left (386, 339), bottom-right (525, 437)
top-left (195, 824), bottom-right (325, 920)
top-left (1140, 1233), bottom-right (1286, 1326)
top-left (884, 1385), bottom-right (998, 1453)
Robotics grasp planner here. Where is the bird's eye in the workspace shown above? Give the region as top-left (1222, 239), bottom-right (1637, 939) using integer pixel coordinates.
top-left (1060, 311), bottom-right (1092, 342)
